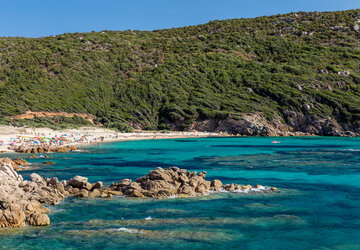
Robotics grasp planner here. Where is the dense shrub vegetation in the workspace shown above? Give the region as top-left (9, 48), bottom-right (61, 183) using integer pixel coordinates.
top-left (0, 116), bottom-right (92, 130)
top-left (0, 10), bottom-right (359, 129)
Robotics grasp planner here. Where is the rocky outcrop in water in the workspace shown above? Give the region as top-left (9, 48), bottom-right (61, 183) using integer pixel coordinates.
top-left (107, 167), bottom-right (276, 199)
top-left (0, 158), bottom-right (277, 228)
top-left (0, 158), bottom-right (105, 228)
top-left (11, 158), bottom-right (32, 171)
top-left (65, 176), bottom-right (106, 198)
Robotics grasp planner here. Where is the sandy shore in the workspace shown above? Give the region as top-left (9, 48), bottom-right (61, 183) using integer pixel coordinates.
top-left (0, 126), bottom-right (223, 153)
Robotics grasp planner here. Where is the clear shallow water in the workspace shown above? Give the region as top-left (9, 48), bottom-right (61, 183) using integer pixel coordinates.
top-left (1, 137), bottom-right (360, 249)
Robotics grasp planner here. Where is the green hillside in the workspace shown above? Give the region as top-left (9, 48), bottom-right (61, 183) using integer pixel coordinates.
top-left (0, 9), bottom-right (360, 134)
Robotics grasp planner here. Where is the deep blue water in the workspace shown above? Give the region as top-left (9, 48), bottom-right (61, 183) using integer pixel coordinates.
top-left (1, 137), bottom-right (360, 249)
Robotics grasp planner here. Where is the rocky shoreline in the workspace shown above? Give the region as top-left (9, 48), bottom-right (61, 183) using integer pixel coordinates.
top-left (0, 158), bottom-right (278, 228)
top-left (184, 113), bottom-right (360, 137)
top-left (13, 145), bottom-right (79, 154)
top-left (2, 116), bottom-right (359, 156)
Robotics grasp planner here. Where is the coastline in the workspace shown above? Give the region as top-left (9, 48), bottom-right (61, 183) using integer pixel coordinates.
top-left (1, 124), bottom-right (337, 154)
top-left (0, 126), bottom-right (224, 153)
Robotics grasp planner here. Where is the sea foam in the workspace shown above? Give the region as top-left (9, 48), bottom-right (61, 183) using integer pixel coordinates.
top-left (115, 227), bottom-right (142, 234)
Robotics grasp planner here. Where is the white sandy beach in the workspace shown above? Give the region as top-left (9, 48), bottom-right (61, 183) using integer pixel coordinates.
top-left (0, 126), bottom-right (222, 153)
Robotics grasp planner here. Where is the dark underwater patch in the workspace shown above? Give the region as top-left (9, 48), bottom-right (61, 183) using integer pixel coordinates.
top-left (87, 160), bottom-right (173, 168)
top-left (174, 139), bottom-right (198, 142)
top-left (211, 145), bottom-right (345, 149)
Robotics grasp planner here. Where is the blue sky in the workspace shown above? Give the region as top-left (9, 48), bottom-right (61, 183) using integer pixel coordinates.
top-left (1, 0), bottom-right (359, 37)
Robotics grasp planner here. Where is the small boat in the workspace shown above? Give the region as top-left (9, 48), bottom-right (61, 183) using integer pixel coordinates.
top-left (271, 140), bottom-right (280, 144)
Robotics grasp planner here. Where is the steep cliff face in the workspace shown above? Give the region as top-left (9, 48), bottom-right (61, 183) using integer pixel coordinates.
top-left (282, 111), bottom-right (357, 136)
top-left (185, 112), bottom-right (359, 136)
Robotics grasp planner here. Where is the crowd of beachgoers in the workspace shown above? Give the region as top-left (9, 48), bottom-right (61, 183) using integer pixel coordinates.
top-left (5, 133), bottom-right (108, 151)
top-left (0, 126), bottom-right (222, 153)
top-left (0, 129), bottom-right (116, 153)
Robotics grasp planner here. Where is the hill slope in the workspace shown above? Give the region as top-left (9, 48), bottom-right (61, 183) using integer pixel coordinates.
top-left (1, 9), bottom-right (360, 135)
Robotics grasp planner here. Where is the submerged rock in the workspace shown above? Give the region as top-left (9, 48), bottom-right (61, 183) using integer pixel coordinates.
top-left (42, 161), bottom-right (56, 165)
top-left (12, 159), bottom-right (30, 167)
top-left (9, 158), bottom-right (32, 171)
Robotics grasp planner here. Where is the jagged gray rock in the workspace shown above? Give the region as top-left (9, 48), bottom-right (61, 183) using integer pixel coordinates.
top-left (68, 176), bottom-right (90, 190)
top-left (107, 167), bottom-right (276, 199)
top-left (0, 158), bottom-right (277, 228)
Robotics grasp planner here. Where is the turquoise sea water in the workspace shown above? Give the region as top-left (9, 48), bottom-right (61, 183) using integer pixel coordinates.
top-left (1, 137), bottom-right (360, 249)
